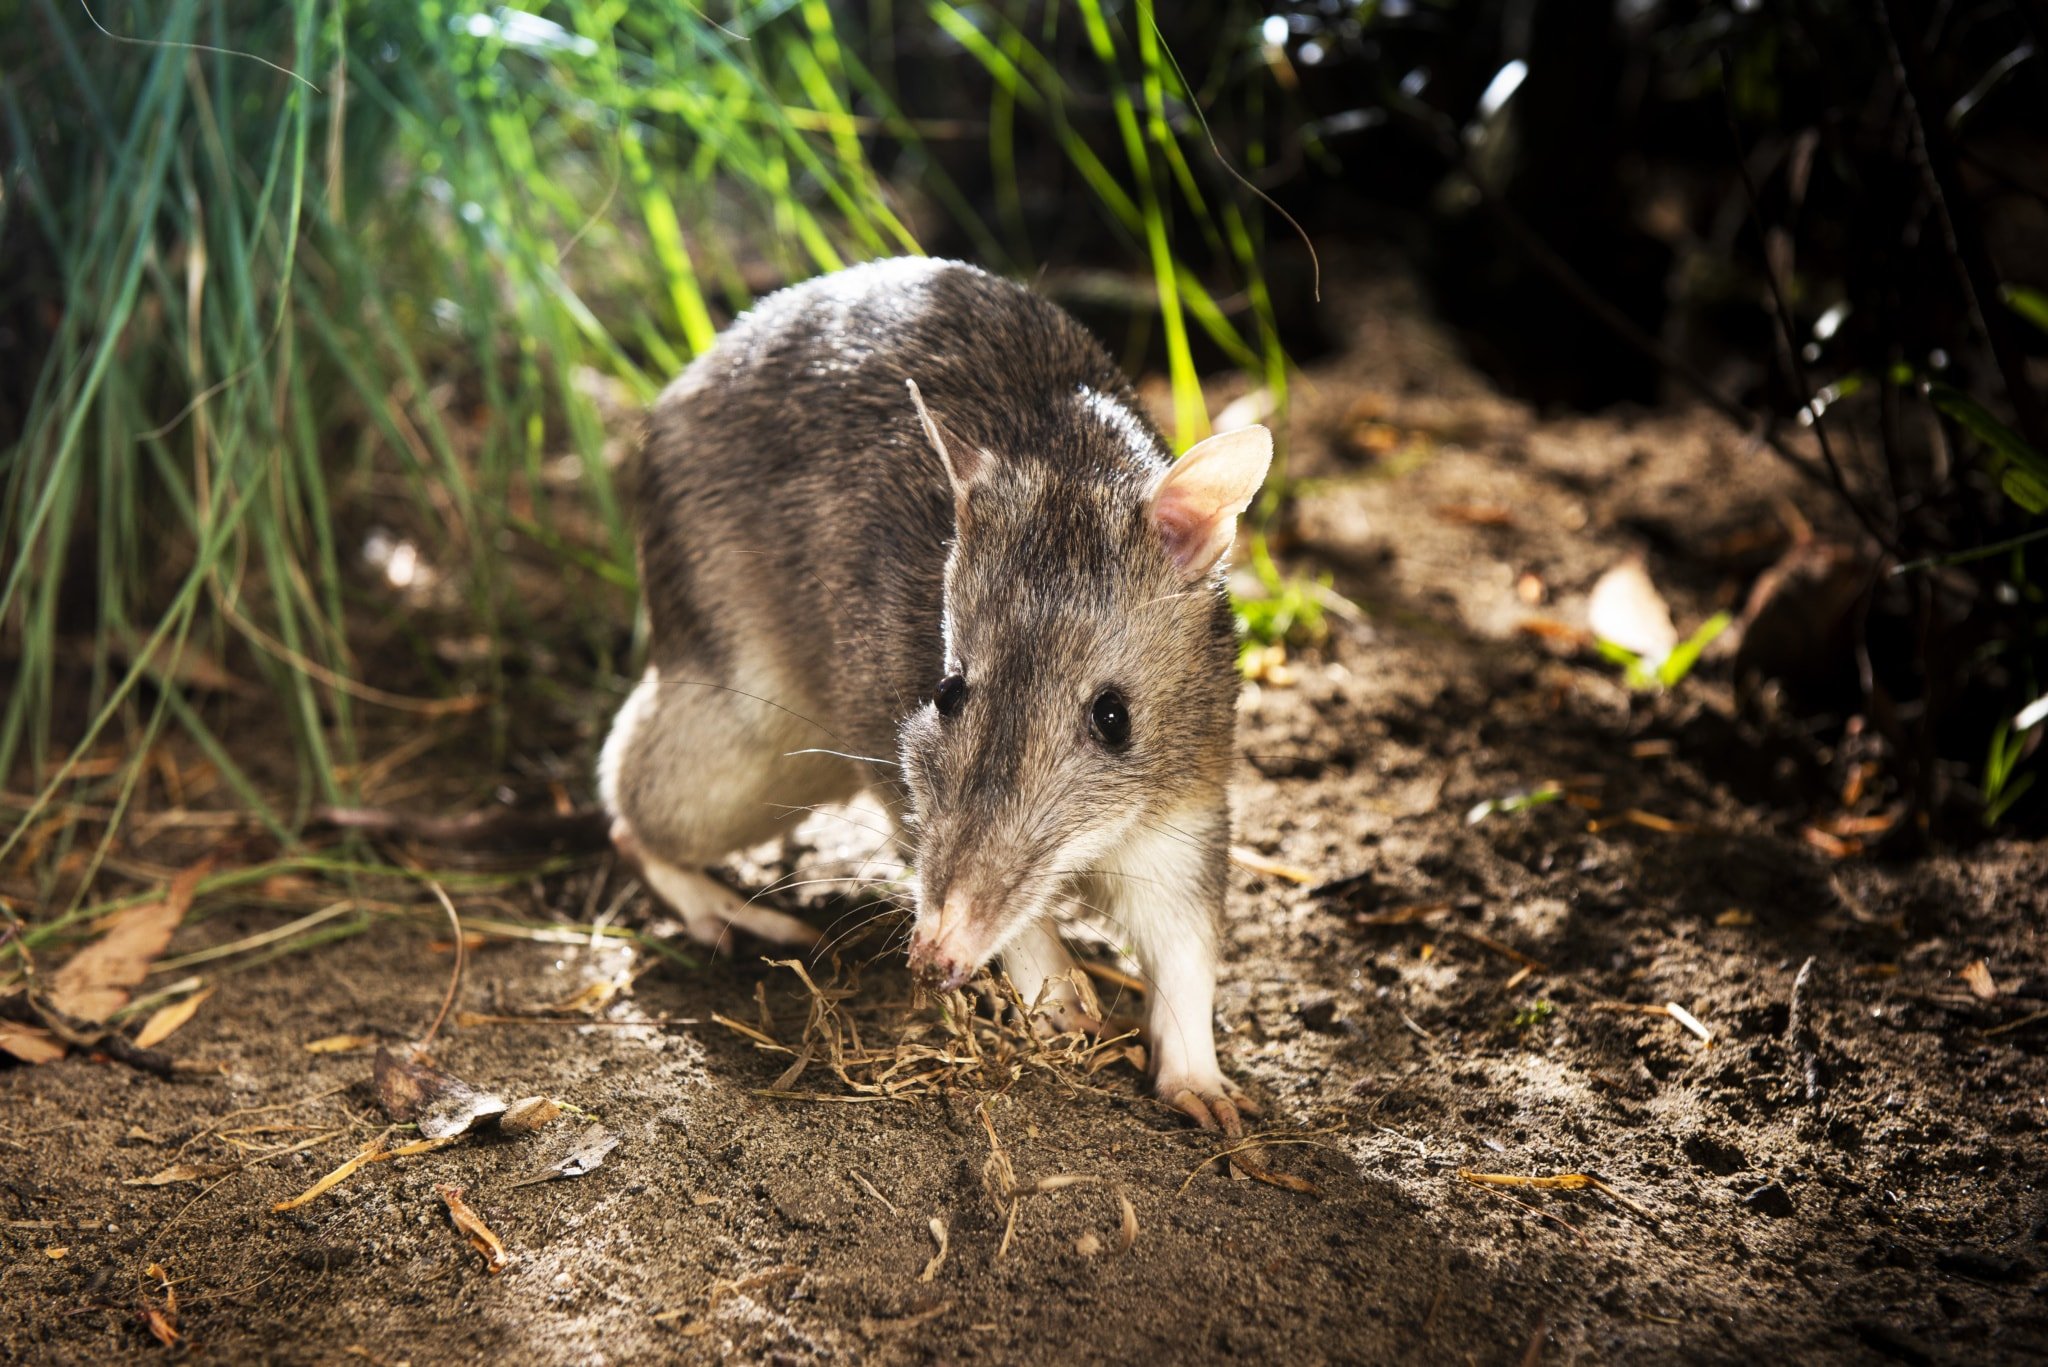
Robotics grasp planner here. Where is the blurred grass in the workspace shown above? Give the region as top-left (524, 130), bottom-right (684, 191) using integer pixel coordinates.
top-left (0, 1), bottom-right (1290, 909)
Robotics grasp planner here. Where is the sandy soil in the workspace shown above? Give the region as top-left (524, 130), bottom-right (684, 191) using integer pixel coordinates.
top-left (5, 271), bottom-right (2046, 1365)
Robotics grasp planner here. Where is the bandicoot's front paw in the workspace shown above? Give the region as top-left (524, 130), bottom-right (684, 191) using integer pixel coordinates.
top-left (1155, 1071), bottom-right (1260, 1139)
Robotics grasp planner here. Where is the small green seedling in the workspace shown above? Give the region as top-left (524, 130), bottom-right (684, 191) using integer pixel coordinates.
top-left (1466, 784), bottom-right (1564, 825)
top-left (1510, 1000), bottom-right (1556, 1031)
top-left (1595, 613), bottom-right (1732, 692)
top-left (1983, 695), bottom-right (2046, 826)
top-left (1234, 534), bottom-right (1331, 675)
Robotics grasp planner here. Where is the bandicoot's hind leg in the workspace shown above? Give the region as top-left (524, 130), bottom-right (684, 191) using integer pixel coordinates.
top-left (598, 663), bottom-right (856, 949)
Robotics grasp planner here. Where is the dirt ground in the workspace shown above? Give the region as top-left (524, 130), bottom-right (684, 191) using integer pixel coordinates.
top-left (6, 269), bottom-right (2047, 1365)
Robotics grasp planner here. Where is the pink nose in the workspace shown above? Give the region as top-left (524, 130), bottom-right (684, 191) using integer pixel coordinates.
top-left (907, 892), bottom-right (977, 990)
top-left (907, 934), bottom-right (970, 990)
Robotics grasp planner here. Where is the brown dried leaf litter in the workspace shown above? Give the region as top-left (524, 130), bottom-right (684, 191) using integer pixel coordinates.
top-left (372, 1045), bottom-right (507, 1139)
top-left (438, 1185), bottom-right (512, 1273)
top-left (46, 860), bottom-right (209, 1024)
top-left (712, 956), bottom-right (1139, 1105)
top-left (0, 859), bottom-right (211, 1067)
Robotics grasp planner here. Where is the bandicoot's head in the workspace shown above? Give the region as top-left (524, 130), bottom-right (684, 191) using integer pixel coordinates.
top-left (895, 379), bottom-right (1270, 989)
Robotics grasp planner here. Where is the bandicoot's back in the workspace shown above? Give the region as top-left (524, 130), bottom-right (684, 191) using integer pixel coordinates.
top-left (631, 256), bottom-right (1148, 757)
top-left (601, 256), bottom-right (1272, 1135)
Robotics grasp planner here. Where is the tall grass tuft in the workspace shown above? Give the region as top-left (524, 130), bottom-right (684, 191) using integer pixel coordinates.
top-left (0, 2), bottom-right (1287, 901)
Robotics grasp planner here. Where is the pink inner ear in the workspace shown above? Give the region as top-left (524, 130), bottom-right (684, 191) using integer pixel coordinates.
top-left (1152, 486), bottom-right (1219, 574)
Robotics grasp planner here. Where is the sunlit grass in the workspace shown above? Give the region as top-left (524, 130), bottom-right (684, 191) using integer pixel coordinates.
top-left (1, 1), bottom-right (1290, 905)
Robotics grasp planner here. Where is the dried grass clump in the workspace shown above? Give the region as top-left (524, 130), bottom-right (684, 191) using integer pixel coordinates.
top-left (714, 952), bottom-right (1143, 1105)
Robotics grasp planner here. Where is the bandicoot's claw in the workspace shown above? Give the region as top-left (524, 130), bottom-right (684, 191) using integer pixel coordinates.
top-left (1169, 1087), bottom-right (1248, 1140)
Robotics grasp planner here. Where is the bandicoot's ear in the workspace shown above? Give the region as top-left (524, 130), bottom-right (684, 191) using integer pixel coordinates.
top-left (1148, 425), bottom-right (1273, 580)
top-left (906, 378), bottom-right (988, 524)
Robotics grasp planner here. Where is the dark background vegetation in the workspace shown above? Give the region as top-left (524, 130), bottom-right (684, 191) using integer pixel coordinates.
top-left (3, 0), bottom-right (2043, 859)
top-left (3, 5), bottom-right (2047, 1362)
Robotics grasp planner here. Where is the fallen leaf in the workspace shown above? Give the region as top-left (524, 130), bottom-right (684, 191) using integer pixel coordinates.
top-left (920, 1215), bottom-right (949, 1282)
top-left (509, 1123), bottom-right (617, 1186)
top-left (1434, 502), bottom-right (1516, 527)
top-left (303, 1033), bottom-right (377, 1054)
top-left (43, 1246), bottom-right (67, 1259)
top-left (499, 1096), bottom-right (562, 1137)
top-left (437, 1185), bottom-right (512, 1274)
top-left (1588, 558), bottom-right (1677, 665)
top-left (0, 1020), bottom-right (66, 1065)
top-left (143, 1306), bottom-right (180, 1348)
top-left (133, 986), bottom-right (215, 1049)
top-left (1075, 1231), bottom-right (1102, 1256)
top-left (124, 1162), bottom-right (236, 1187)
top-left (272, 1137), bottom-right (388, 1212)
top-left (270, 1133), bottom-right (459, 1212)
top-left (46, 860), bottom-right (208, 1023)
top-left (1116, 1191), bottom-right (1138, 1253)
top-left (548, 978), bottom-right (623, 1014)
top-left (1227, 846), bottom-right (1316, 884)
top-left (1802, 826), bottom-right (1859, 859)
top-left (146, 1261), bottom-right (178, 1313)
top-left (373, 1046), bottom-right (506, 1139)
top-left (1962, 960), bottom-right (1998, 1001)
top-left (1517, 617), bottom-right (1594, 647)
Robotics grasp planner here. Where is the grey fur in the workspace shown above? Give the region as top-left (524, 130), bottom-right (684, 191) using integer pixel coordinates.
top-left (600, 257), bottom-right (1253, 1124)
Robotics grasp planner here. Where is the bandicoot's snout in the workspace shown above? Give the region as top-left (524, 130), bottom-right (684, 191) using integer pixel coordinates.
top-left (906, 890), bottom-right (987, 991)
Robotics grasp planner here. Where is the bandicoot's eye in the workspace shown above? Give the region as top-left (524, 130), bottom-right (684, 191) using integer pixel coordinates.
top-left (934, 674), bottom-right (967, 717)
top-left (1089, 689), bottom-right (1131, 749)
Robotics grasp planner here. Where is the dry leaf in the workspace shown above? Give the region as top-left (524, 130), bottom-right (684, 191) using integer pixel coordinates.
top-left (270, 1133), bottom-right (458, 1212)
top-left (1588, 558), bottom-right (1677, 665)
top-left (146, 1261), bottom-right (178, 1314)
top-left (548, 978), bottom-right (623, 1014)
top-left (0, 1020), bottom-right (66, 1065)
top-left (919, 1216), bottom-right (949, 1283)
top-left (1517, 617), bottom-right (1595, 647)
top-left (1962, 960), bottom-right (1998, 1001)
top-left (143, 1306), bottom-right (180, 1348)
top-left (125, 1162), bottom-right (235, 1187)
top-left (303, 1034), bottom-right (377, 1054)
top-left (510, 1123), bottom-right (617, 1186)
top-left (499, 1096), bottom-right (562, 1137)
top-left (44, 1246), bottom-right (68, 1259)
top-left (272, 1137), bottom-right (389, 1212)
top-left (47, 861), bottom-right (208, 1023)
top-left (1074, 1232), bottom-right (1102, 1257)
top-left (133, 986), bottom-right (214, 1049)
top-left (1228, 846), bottom-right (1316, 884)
top-left (437, 1185), bottom-right (511, 1274)
top-left (373, 1046), bottom-right (506, 1139)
